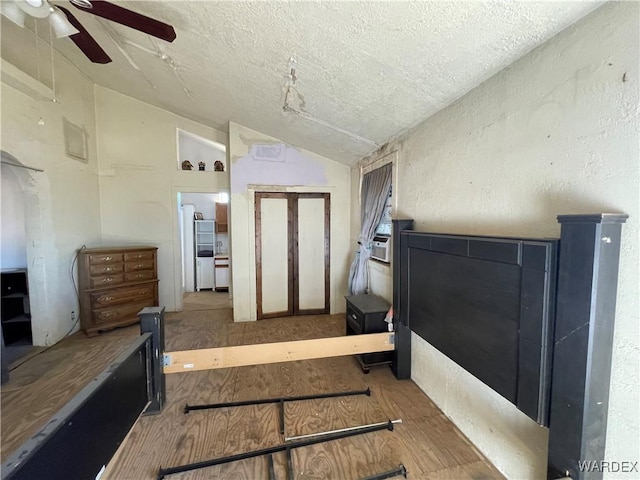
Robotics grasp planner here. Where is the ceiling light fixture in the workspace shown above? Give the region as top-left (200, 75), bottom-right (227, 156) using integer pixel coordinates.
top-left (49, 6), bottom-right (79, 38)
top-left (1, 0), bottom-right (79, 38)
top-left (16, 0), bottom-right (50, 18)
top-left (0, 1), bottom-right (26, 26)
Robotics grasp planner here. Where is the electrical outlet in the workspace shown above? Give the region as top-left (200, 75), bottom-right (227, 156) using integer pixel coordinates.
top-left (71, 310), bottom-right (76, 323)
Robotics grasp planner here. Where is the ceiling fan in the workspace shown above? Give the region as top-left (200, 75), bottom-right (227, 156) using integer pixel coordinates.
top-left (0, 0), bottom-right (176, 64)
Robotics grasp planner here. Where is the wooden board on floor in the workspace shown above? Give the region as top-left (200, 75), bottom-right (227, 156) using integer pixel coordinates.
top-left (163, 332), bottom-right (394, 373)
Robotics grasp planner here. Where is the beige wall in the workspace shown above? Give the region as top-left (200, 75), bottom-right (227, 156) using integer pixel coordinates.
top-left (228, 122), bottom-right (351, 322)
top-left (94, 86), bottom-right (228, 311)
top-left (0, 46), bottom-right (230, 337)
top-left (356, 3), bottom-right (639, 478)
top-left (1, 32), bottom-right (101, 345)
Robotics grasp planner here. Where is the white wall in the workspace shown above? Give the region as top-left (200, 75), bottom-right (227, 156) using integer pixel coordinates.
top-left (94, 86), bottom-right (228, 312)
top-left (1, 27), bottom-right (102, 345)
top-left (229, 122), bottom-right (351, 322)
top-left (1, 164), bottom-right (27, 269)
top-left (181, 193), bottom-right (217, 219)
top-left (358, 3), bottom-right (639, 479)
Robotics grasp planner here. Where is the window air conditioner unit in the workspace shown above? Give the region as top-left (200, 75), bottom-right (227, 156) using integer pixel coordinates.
top-left (371, 236), bottom-right (391, 263)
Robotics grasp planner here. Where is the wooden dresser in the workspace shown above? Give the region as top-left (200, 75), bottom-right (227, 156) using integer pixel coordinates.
top-left (78, 246), bottom-right (159, 336)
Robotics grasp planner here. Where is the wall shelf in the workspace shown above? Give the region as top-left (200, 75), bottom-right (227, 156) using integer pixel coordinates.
top-left (1, 269), bottom-right (32, 346)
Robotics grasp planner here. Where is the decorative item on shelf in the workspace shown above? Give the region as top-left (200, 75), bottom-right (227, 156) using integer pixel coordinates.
top-left (198, 161), bottom-right (205, 171)
top-left (181, 160), bottom-right (193, 170)
top-left (214, 160), bottom-right (224, 172)
top-left (194, 212), bottom-right (203, 220)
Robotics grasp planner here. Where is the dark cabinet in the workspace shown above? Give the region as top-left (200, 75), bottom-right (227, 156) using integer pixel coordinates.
top-left (345, 294), bottom-right (391, 372)
top-left (1, 269), bottom-right (32, 345)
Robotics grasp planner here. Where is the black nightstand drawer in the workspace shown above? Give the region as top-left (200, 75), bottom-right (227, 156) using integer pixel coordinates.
top-left (346, 306), bottom-right (362, 334)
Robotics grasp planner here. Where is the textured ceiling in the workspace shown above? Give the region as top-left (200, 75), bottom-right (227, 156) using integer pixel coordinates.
top-left (1, 1), bottom-right (604, 164)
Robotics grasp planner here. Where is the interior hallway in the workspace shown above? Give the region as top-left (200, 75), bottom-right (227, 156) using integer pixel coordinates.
top-left (2, 306), bottom-right (504, 479)
top-left (183, 290), bottom-right (231, 311)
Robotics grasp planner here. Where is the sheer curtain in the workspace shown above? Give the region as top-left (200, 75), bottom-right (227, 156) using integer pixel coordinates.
top-left (348, 163), bottom-right (392, 295)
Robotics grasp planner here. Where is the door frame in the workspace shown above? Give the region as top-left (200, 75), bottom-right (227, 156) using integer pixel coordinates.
top-left (255, 192), bottom-right (330, 320)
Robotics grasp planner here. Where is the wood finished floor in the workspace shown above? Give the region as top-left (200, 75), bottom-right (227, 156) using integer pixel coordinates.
top-left (182, 291), bottom-right (231, 311)
top-left (1, 299), bottom-right (504, 480)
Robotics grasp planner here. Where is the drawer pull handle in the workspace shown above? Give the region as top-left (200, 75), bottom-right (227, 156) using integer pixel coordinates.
top-left (135, 273), bottom-right (145, 278)
top-left (102, 277), bottom-right (114, 283)
top-left (101, 312), bottom-right (116, 318)
top-left (102, 296), bottom-right (115, 302)
top-left (103, 256), bottom-right (112, 261)
top-left (134, 264), bottom-right (145, 270)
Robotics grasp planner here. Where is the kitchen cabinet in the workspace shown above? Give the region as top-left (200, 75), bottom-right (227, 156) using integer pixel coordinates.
top-left (78, 247), bottom-right (158, 336)
top-left (215, 203), bottom-right (228, 233)
top-left (196, 257), bottom-right (215, 291)
top-left (214, 255), bottom-right (229, 291)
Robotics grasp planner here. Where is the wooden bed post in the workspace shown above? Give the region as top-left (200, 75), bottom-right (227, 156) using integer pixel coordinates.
top-left (392, 219), bottom-right (413, 380)
top-left (548, 213), bottom-right (628, 479)
top-left (139, 306), bottom-right (166, 415)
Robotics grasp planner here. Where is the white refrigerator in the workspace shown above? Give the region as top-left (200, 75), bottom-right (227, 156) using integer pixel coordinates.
top-left (181, 204), bottom-right (195, 293)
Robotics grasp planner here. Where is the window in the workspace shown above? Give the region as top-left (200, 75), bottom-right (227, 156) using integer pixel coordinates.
top-left (375, 184), bottom-right (392, 236)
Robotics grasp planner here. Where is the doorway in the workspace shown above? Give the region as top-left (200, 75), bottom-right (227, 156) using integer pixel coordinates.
top-left (177, 192), bottom-right (231, 311)
top-left (1, 158), bottom-right (36, 366)
top-left (255, 192), bottom-right (330, 319)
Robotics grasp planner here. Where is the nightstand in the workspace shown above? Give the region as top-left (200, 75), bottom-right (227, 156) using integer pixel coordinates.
top-left (345, 294), bottom-right (392, 373)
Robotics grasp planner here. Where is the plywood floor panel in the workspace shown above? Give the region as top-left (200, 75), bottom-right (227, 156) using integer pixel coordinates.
top-left (365, 366), bottom-right (443, 421)
top-left (0, 324), bottom-right (139, 459)
top-left (2, 308), bottom-right (505, 480)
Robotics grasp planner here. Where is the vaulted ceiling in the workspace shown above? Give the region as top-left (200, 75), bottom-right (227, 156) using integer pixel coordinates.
top-left (1, 1), bottom-right (604, 164)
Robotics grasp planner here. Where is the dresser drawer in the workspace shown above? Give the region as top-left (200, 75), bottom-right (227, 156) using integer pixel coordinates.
top-left (125, 251), bottom-right (155, 261)
top-left (92, 300), bottom-right (154, 325)
top-left (90, 263), bottom-right (124, 276)
top-left (125, 270), bottom-right (156, 283)
top-left (124, 260), bottom-right (154, 272)
top-left (89, 274), bottom-right (124, 289)
top-left (89, 253), bottom-right (124, 265)
top-left (91, 284), bottom-right (156, 308)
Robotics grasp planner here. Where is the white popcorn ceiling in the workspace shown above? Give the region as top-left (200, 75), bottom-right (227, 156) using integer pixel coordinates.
top-left (6, 1), bottom-right (604, 164)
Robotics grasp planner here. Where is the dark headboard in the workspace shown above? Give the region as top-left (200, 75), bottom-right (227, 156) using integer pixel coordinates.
top-left (392, 215), bottom-right (629, 480)
top-left (398, 230), bottom-right (558, 425)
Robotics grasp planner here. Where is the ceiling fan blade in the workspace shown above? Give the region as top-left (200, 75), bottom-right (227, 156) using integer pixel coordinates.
top-left (58, 6), bottom-right (112, 63)
top-left (71, 1), bottom-right (176, 43)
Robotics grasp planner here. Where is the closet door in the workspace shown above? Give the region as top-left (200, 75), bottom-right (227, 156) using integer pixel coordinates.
top-left (255, 193), bottom-right (293, 319)
top-left (294, 194), bottom-right (330, 314)
top-left (255, 193), bottom-right (330, 320)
